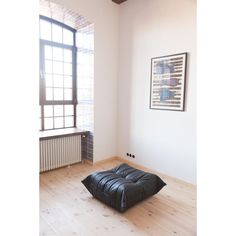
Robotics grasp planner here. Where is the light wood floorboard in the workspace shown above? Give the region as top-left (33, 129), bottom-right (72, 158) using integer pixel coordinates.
top-left (40, 159), bottom-right (196, 236)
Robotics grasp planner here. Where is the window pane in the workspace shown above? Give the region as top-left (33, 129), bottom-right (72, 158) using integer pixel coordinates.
top-left (64, 63), bottom-right (72, 75)
top-left (45, 60), bottom-right (52, 74)
top-left (52, 24), bottom-right (62, 43)
top-left (45, 74), bottom-right (53, 87)
top-left (65, 105), bottom-right (74, 116)
top-left (53, 74), bottom-right (63, 87)
top-left (46, 88), bottom-right (53, 100)
top-left (54, 88), bottom-right (63, 100)
top-left (65, 116), bottom-right (74, 127)
top-left (54, 105), bottom-right (63, 116)
top-left (64, 76), bottom-right (72, 88)
top-left (63, 28), bottom-right (73, 45)
top-left (44, 45), bottom-right (52, 59)
top-left (44, 118), bottom-right (53, 130)
top-left (64, 49), bottom-right (72, 63)
top-left (64, 88), bottom-right (72, 100)
top-left (53, 47), bottom-right (63, 61)
top-left (40, 19), bottom-right (51, 40)
top-left (44, 105), bottom-right (53, 117)
top-left (54, 117), bottom-right (64, 128)
top-left (53, 61), bottom-right (63, 74)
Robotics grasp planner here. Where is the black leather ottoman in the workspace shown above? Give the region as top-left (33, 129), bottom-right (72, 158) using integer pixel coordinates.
top-left (82, 163), bottom-right (166, 212)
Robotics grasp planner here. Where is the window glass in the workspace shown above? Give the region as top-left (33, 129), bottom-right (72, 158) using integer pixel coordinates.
top-left (63, 28), bottom-right (73, 45)
top-left (65, 116), bottom-right (74, 127)
top-left (64, 63), bottom-right (72, 75)
top-left (54, 117), bottom-right (64, 128)
top-left (53, 75), bottom-right (63, 88)
top-left (54, 105), bottom-right (63, 116)
top-left (53, 61), bottom-right (63, 75)
top-left (44, 45), bottom-right (52, 59)
top-left (45, 74), bottom-right (53, 87)
top-left (44, 105), bottom-right (53, 117)
top-left (54, 88), bottom-right (63, 100)
top-left (45, 60), bottom-right (52, 74)
top-left (53, 47), bottom-right (63, 61)
top-left (40, 20), bottom-right (51, 40)
top-left (64, 76), bottom-right (72, 88)
top-left (65, 105), bottom-right (74, 116)
top-left (44, 118), bottom-right (53, 130)
top-left (64, 49), bottom-right (72, 63)
top-left (64, 88), bottom-right (72, 101)
top-left (52, 24), bottom-right (62, 43)
top-left (46, 88), bottom-right (53, 100)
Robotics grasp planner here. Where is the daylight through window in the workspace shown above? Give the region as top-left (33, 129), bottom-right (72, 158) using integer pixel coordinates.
top-left (39, 15), bottom-right (77, 130)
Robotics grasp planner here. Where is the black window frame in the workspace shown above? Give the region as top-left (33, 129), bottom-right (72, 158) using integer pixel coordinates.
top-left (39, 15), bottom-right (77, 131)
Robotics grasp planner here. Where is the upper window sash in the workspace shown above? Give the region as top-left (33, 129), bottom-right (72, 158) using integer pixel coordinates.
top-left (39, 15), bottom-right (76, 47)
top-left (39, 16), bottom-right (77, 106)
top-left (40, 15), bottom-right (76, 34)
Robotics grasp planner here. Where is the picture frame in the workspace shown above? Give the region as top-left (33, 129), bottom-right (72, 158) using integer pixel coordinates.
top-left (150, 52), bottom-right (187, 111)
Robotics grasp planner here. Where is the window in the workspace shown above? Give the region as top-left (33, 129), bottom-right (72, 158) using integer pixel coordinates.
top-left (39, 15), bottom-right (77, 130)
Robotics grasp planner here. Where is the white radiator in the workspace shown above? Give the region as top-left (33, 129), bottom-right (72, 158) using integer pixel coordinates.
top-left (40, 135), bottom-right (81, 172)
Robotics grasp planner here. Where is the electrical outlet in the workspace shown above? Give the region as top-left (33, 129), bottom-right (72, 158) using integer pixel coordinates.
top-left (126, 153), bottom-right (135, 158)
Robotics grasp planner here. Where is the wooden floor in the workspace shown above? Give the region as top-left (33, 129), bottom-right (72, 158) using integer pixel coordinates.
top-left (40, 159), bottom-right (196, 236)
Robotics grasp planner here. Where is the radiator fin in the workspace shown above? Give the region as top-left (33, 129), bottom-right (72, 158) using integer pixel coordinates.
top-left (40, 135), bottom-right (81, 172)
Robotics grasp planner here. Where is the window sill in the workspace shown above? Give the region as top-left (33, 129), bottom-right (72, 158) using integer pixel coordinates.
top-left (39, 127), bottom-right (89, 140)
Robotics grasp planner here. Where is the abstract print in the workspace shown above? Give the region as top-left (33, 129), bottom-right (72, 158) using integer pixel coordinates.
top-left (150, 53), bottom-right (187, 111)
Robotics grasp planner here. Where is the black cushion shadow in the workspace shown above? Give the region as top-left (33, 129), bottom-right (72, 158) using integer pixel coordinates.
top-left (81, 163), bottom-right (166, 212)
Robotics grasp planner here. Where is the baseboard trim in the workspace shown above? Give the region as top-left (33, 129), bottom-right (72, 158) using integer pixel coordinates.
top-left (84, 156), bottom-right (118, 165)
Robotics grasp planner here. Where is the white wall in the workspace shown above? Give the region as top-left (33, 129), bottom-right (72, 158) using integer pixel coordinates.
top-left (51, 0), bottom-right (196, 184)
top-left (53, 0), bottom-right (119, 162)
top-left (118, 0), bottom-right (196, 184)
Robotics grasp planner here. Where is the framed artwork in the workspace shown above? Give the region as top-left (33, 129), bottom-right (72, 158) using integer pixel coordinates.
top-left (150, 52), bottom-right (187, 111)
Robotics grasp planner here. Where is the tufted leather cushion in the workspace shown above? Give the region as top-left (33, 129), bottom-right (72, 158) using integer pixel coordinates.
top-left (81, 163), bottom-right (166, 212)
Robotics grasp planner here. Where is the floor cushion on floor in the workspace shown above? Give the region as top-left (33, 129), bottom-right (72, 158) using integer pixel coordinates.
top-left (81, 163), bottom-right (166, 212)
